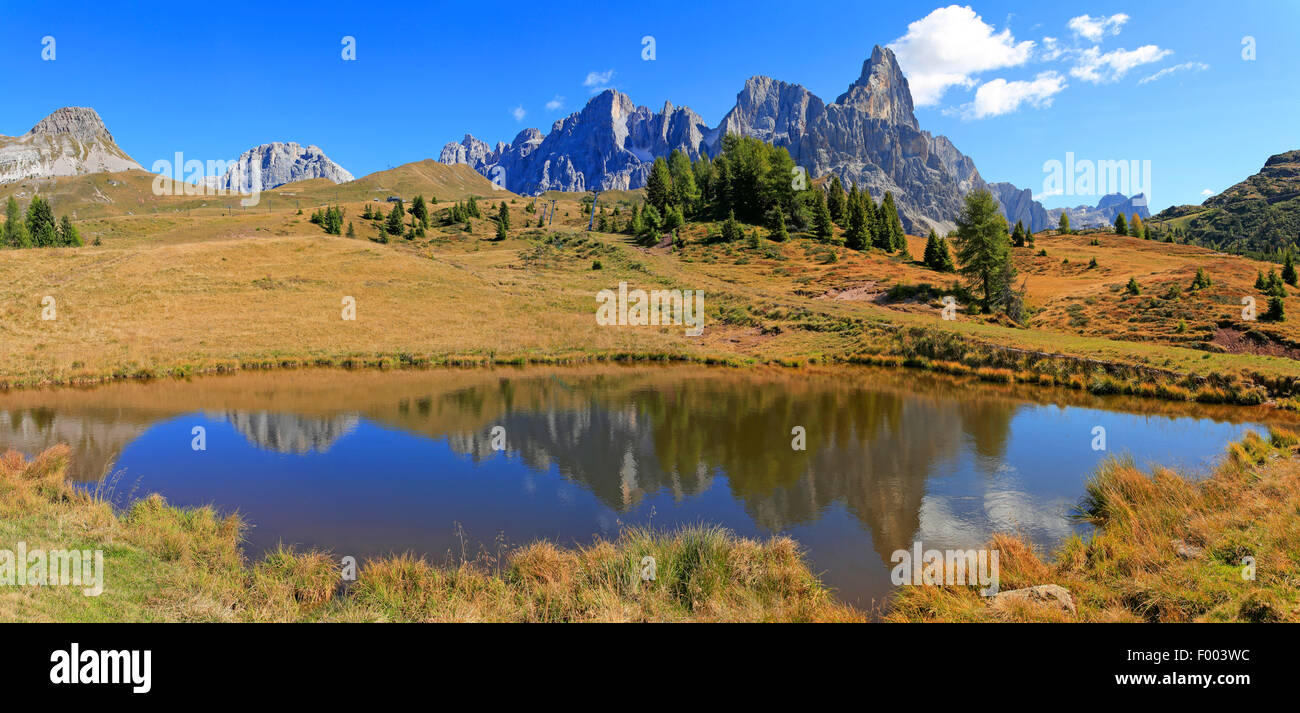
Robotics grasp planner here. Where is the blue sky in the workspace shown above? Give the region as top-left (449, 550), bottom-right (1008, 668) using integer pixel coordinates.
top-left (1, 0), bottom-right (1296, 211)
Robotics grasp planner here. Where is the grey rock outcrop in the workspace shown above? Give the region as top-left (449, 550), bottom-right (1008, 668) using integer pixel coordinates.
top-left (0, 107), bottom-right (142, 184)
top-left (208, 142), bottom-right (354, 193)
top-left (990, 182), bottom-right (1052, 232)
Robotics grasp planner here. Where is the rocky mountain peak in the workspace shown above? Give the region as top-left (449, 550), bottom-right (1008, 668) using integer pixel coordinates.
top-left (27, 107), bottom-right (113, 142)
top-left (209, 141), bottom-right (353, 193)
top-left (833, 45), bottom-right (917, 129)
top-left (1, 106), bottom-right (141, 184)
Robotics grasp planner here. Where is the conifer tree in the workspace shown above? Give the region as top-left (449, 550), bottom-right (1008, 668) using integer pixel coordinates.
top-left (953, 189), bottom-right (1011, 313)
top-left (721, 209), bottom-right (742, 242)
top-left (385, 203), bottom-right (405, 235)
top-left (3, 197), bottom-right (31, 248)
top-left (813, 189), bottom-right (833, 241)
top-left (768, 207), bottom-right (788, 242)
top-left (411, 195), bottom-right (429, 227)
top-left (923, 229), bottom-right (954, 272)
top-left (827, 176), bottom-right (846, 224)
top-left (845, 191), bottom-right (868, 251)
top-left (646, 157), bottom-right (674, 213)
top-left (881, 192), bottom-right (905, 251)
top-left (58, 215), bottom-right (82, 246)
top-left (26, 196), bottom-right (57, 247)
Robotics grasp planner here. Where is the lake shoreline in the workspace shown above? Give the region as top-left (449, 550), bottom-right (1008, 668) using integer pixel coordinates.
top-left (0, 444), bottom-right (862, 622)
top-left (2, 335), bottom-right (1293, 412)
top-left (2, 430), bottom-right (1295, 622)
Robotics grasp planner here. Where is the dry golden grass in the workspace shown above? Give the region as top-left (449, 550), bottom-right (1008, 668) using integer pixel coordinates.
top-left (4, 181), bottom-right (1300, 401)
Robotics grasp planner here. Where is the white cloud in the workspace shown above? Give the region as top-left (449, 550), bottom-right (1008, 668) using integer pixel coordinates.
top-left (1038, 36), bottom-right (1064, 61)
top-left (511, 105), bottom-right (526, 122)
top-left (888, 5), bottom-right (1035, 106)
top-left (545, 95), bottom-right (565, 111)
top-left (1067, 13), bottom-right (1129, 42)
top-left (582, 69), bottom-right (615, 92)
top-left (1070, 44), bottom-right (1172, 83)
top-left (1201, 189), bottom-right (1214, 196)
top-left (1138, 61), bottom-right (1209, 84)
top-left (964, 71), bottom-right (1067, 119)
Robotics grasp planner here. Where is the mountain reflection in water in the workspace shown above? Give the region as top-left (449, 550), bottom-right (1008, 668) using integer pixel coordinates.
top-left (0, 366), bottom-right (1279, 606)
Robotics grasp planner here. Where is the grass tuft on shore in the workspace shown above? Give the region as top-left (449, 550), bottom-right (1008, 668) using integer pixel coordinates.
top-left (0, 446), bottom-right (861, 622)
top-left (888, 428), bottom-right (1300, 622)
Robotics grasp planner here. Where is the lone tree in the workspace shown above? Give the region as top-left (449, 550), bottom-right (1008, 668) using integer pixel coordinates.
top-left (1284, 252), bottom-right (1298, 287)
top-left (720, 209), bottom-right (743, 242)
top-left (1113, 212), bottom-right (1127, 236)
top-left (1011, 220), bottom-right (1026, 247)
top-left (1058, 211), bottom-right (1070, 234)
top-left (953, 189), bottom-right (1011, 313)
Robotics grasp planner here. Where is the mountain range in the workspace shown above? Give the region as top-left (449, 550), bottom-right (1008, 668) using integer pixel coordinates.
top-left (1048, 193), bottom-right (1151, 229)
top-left (0, 109), bottom-right (354, 194)
top-left (440, 46), bottom-right (1057, 235)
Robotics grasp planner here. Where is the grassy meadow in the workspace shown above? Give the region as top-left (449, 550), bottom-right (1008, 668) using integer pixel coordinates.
top-left (4, 162), bottom-right (1300, 405)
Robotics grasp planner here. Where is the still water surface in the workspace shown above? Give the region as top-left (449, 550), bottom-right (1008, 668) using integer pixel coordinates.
top-left (0, 365), bottom-right (1279, 607)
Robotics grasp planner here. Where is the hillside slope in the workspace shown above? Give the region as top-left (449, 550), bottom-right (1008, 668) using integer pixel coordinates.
top-left (1153, 150), bottom-right (1300, 255)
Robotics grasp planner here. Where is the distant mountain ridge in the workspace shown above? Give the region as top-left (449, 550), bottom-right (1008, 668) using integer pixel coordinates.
top-left (0, 107), bottom-right (142, 184)
top-left (1048, 193), bottom-right (1151, 229)
top-left (1152, 150), bottom-right (1300, 255)
top-left (440, 46), bottom-right (1054, 234)
top-left (440, 91), bottom-right (715, 195)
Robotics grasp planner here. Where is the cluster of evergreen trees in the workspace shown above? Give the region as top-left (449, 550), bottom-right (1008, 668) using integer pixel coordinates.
top-left (309, 205), bottom-right (345, 235)
top-left (624, 135), bottom-right (807, 243)
top-left (357, 195), bottom-right (434, 240)
top-left (2, 196), bottom-right (82, 248)
top-left (821, 176), bottom-right (909, 256)
top-left (445, 195), bottom-right (481, 225)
